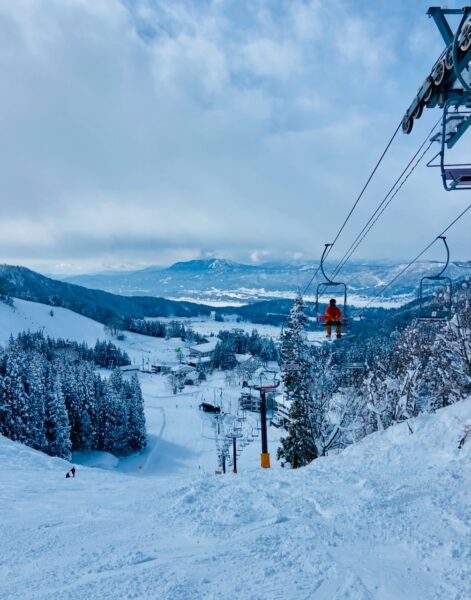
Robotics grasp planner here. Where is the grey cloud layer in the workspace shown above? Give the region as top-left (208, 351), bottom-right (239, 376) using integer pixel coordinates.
top-left (0, 0), bottom-right (468, 272)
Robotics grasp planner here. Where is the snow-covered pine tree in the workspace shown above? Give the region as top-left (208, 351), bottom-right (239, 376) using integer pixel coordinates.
top-left (213, 338), bottom-right (237, 370)
top-left (277, 293), bottom-right (317, 468)
top-left (125, 374), bottom-right (147, 452)
top-left (24, 353), bottom-right (48, 451)
top-left (45, 372), bottom-right (72, 459)
top-left (58, 361), bottom-right (83, 449)
top-left (1, 341), bottom-right (30, 444)
top-left (74, 362), bottom-right (97, 450)
top-left (101, 369), bottom-right (129, 455)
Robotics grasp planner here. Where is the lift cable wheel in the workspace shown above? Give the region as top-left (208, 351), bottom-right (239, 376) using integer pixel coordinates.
top-left (403, 6), bottom-right (471, 190)
top-left (452, 10), bottom-right (471, 94)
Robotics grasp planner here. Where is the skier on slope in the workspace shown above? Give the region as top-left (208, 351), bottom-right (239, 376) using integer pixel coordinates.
top-left (324, 298), bottom-right (342, 339)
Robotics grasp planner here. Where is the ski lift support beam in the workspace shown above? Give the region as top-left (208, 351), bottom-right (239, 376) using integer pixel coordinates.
top-left (428, 7), bottom-right (463, 46)
top-left (401, 7), bottom-right (471, 135)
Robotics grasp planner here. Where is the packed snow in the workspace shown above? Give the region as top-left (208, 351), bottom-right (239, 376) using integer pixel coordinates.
top-left (1, 393), bottom-right (470, 599)
top-left (1, 297), bottom-right (470, 599)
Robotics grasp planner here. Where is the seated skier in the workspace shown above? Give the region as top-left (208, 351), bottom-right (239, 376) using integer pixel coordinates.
top-left (324, 298), bottom-right (342, 339)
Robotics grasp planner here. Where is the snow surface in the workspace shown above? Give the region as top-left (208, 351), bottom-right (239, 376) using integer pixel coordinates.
top-left (1, 397), bottom-right (470, 599)
top-left (0, 297), bottom-right (105, 347)
top-left (0, 298), bottom-right (210, 365)
top-left (1, 297), bottom-right (470, 599)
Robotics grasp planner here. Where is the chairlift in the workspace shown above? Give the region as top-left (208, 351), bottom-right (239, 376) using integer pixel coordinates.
top-left (315, 244), bottom-right (349, 326)
top-left (418, 236), bottom-right (453, 321)
top-left (427, 99), bottom-right (471, 191)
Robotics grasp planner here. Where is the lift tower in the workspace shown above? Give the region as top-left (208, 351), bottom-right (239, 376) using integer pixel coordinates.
top-left (402, 7), bottom-right (471, 191)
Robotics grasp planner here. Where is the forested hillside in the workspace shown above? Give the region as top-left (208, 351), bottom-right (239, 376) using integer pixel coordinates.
top-left (0, 332), bottom-right (146, 459)
top-left (0, 265), bottom-right (211, 328)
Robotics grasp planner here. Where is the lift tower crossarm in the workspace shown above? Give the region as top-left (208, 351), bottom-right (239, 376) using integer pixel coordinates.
top-left (427, 7), bottom-right (468, 46)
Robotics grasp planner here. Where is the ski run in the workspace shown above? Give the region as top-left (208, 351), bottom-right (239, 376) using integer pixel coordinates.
top-left (0, 297), bottom-right (470, 599)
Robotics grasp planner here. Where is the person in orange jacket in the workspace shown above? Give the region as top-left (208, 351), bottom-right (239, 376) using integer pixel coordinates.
top-left (324, 298), bottom-right (342, 339)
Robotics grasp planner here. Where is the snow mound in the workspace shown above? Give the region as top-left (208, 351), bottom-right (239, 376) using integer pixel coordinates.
top-left (1, 399), bottom-right (470, 599)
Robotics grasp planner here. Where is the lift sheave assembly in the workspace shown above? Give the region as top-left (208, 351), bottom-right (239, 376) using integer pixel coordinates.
top-left (402, 6), bottom-right (471, 191)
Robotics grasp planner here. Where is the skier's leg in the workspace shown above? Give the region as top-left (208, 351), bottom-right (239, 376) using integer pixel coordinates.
top-left (326, 321), bottom-right (332, 338)
top-left (336, 321), bottom-right (342, 338)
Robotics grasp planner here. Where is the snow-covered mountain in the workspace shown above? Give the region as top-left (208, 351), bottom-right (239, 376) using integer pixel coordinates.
top-left (60, 258), bottom-right (470, 305)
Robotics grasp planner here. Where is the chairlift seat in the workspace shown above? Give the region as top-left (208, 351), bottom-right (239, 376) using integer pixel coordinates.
top-left (443, 166), bottom-right (471, 188)
top-left (317, 315), bottom-right (349, 325)
top-left (418, 314), bottom-right (449, 321)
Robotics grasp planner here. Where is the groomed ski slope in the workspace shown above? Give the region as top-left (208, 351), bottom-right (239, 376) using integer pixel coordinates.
top-left (1, 398), bottom-right (470, 600)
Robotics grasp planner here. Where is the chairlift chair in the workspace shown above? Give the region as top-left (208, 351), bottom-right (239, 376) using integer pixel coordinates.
top-left (418, 236), bottom-right (453, 321)
top-left (427, 99), bottom-right (471, 191)
top-left (315, 244), bottom-right (349, 327)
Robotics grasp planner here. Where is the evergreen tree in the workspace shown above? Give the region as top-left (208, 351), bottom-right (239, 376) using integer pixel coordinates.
top-left (74, 362), bottom-right (97, 449)
top-left (277, 294), bottom-right (317, 468)
top-left (126, 374), bottom-right (147, 452)
top-left (101, 369), bottom-right (129, 455)
top-left (213, 339), bottom-right (237, 370)
top-left (45, 374), bottom-right (72, 459)
top-left (1, 343), bottom-right (30, 443)
top-left (0, 332), bottom-right (146, 458)
top-left (24, 353), bottom-right (47, 451)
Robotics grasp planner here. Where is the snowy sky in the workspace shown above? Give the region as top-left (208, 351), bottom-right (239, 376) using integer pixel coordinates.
top-left (0, 0), bottom-right (469, 274)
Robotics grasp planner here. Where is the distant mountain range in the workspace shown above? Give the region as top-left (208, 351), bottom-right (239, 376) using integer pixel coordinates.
top-left (59, 257), bottom-right (470, 305)
top-left (0, 265), bottom-right (212, 328)
top-left (1, 263), bottom-right (468, 332)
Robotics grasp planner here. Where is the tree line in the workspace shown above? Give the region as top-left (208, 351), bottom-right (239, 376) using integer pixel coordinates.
top-left (0, 332), bottom-right (146, 460)
top-left (123, 317), bottom-right (206, 343)
top-left (213, 329), bottom-right (278, 370)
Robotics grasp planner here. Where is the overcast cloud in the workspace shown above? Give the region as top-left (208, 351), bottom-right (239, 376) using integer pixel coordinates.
top-left (0, 0), bottom-right (469, 273)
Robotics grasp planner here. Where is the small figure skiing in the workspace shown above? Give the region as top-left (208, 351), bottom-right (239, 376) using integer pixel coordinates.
top-left (65, 466), bottom-right (76, 478)
top-left (324, 298), bottom-right (342, 339)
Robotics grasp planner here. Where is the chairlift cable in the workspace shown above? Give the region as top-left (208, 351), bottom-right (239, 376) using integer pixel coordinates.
top-left (328, 120), bottom-right (403, 254)
top-left (302, 119), bottom-right (403, 297)
top-left (330, 117), bottom-right (441, 281)
top-left (357, 204), bottom-right (471, 317)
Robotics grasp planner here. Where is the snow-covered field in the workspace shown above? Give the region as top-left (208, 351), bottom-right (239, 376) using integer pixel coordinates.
top-left (1, 297), bottom-right (470, 599)
top-left (166, 291), bottom-right (409, 309)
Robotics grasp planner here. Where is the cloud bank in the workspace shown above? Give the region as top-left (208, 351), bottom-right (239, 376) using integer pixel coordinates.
top-left (0, 0), bottom-right (468, 273)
